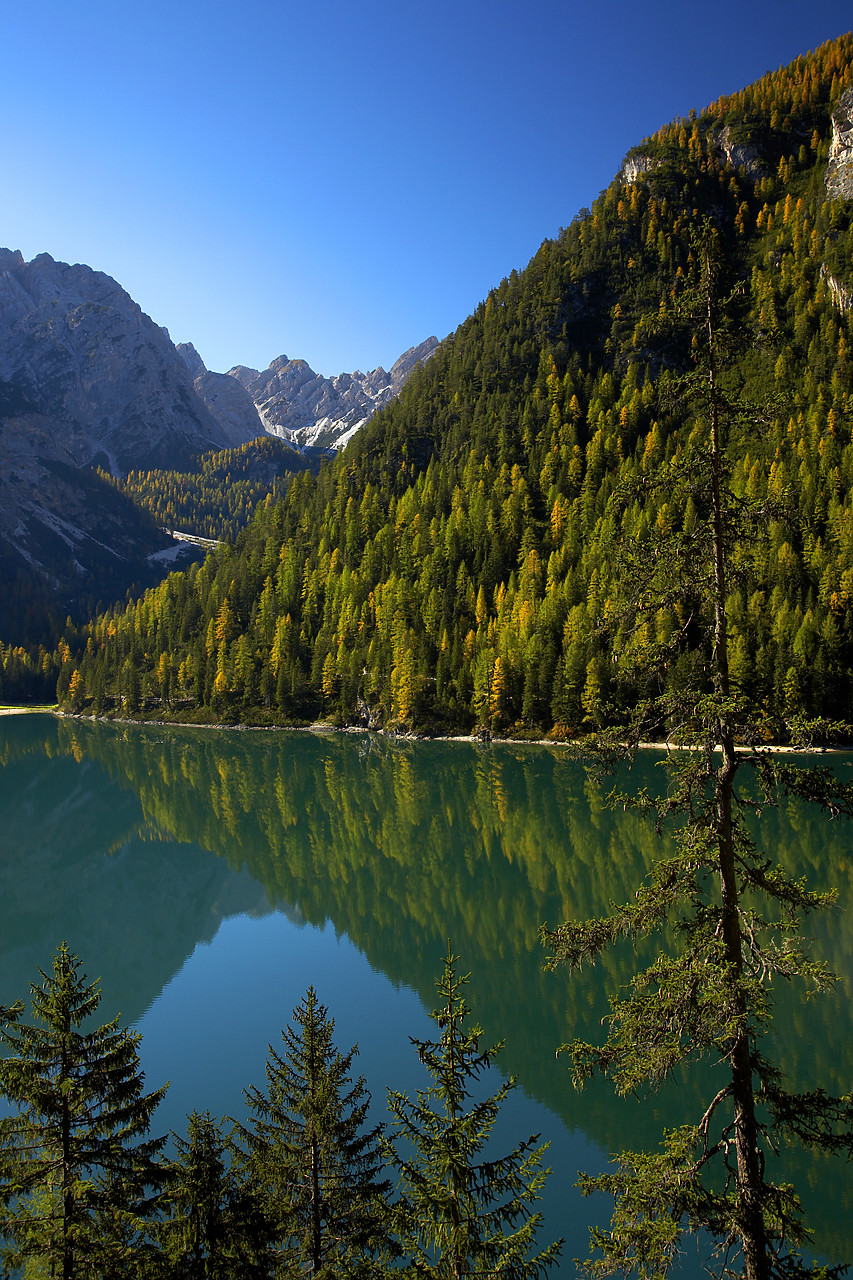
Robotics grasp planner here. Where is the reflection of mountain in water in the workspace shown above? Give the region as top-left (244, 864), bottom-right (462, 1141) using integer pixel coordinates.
top-left (2, 716), bottom-right (851, 1258)
top-left (0, 716), bottom-right (271, 1025)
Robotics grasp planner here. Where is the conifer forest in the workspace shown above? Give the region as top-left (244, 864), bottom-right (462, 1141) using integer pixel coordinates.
top-left (30, 34), bottom-right (853, 740)
top-left (3, 30), bottom-right (853, 1280)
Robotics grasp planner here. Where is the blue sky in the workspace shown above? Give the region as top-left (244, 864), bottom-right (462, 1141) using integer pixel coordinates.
top-left (3, 1), bottom-right (851, 377)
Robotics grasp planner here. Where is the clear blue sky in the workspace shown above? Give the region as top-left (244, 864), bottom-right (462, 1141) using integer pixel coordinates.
top-left (3, 1), bottom-right (851, 377)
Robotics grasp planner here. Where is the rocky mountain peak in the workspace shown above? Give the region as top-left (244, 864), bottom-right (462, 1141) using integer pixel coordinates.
top-left (388, 337), bottom-right (440, 392)
top-left (226, 365), bottom-right (261, 390)
top-left (0, 249), bottom-right (235, 475)
top-left (176, 342), bottom-right (264, 448)
top-left (224, 337), bottom-right (440, 454)
top-left (176, 341), bottom-right (207, 381)
top-left (0, 248), bottom-right (25, 272)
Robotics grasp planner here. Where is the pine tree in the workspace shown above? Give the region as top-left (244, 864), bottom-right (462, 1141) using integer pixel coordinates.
top-left (0, 942), bottom-right (167, 1279)
top-left (542, 235), bottom-right (853, 1280)
top-left (158, 1110), bottom-right (270, 1278)
top-left (241, 985), bottom-right (393, 1278)
top-left (386, 945), bottom-right (562, 1278)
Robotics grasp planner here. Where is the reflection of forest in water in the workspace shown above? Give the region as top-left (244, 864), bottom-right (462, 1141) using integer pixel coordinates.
top-left (1, 715), bottom-right (851, 1260)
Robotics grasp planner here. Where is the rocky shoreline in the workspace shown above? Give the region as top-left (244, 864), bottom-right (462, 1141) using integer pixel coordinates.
top-left (2, 705), bottom-right (839, 754)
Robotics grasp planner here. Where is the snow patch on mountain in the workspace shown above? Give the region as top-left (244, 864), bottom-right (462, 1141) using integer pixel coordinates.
top-left (225, 336), bottom-right (440, 454)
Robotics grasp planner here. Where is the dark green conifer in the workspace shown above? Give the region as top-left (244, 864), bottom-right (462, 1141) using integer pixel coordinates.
top-left (0, 942), bottom-right (167, 1279)
top-left (241, 985), bottom-right (393, 1278)
top-left (386, 945), bottom-right (562, 1278)
top-left (158, 1109), bottom-right (270, 1278)
top-left (542, 237), bottom-right (853, 1280)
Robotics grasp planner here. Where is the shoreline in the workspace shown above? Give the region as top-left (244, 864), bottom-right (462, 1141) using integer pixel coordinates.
top-left (0, 705), bottom-right (58, 717)
top-left (7, 706), bottom-right (841, 754)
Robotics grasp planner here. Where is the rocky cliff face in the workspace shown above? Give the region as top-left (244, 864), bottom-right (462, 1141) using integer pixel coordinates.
top-left (0, 247), bottom-right (437, 632)
top-left (0, 250), bottom-right (223, 631)
top-left (228, 336), bottom-right (440, 453)
top-left (820, 263), bottom-right (853, 313)
top-left (176, 342), bottom-right (264, 448)
top-left (0, 249), bottom-right (234, 475)
top-left (712, 125), bottom-right (765, 178)
top-left (0, 377), bottom-right (200, 640)
top-left (621, 125), bottom-right (765, 185)
top-left (620, 154), bottom-right (660, 184)
top-left (826, 85), bottom-right (853, 200)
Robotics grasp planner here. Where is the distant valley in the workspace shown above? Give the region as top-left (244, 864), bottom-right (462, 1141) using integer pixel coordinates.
top-left (0, 247), bottom-right (437, 638)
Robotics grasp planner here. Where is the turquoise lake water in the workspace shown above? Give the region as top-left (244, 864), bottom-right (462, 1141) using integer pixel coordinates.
top-left (1, 714), bottom-right (850, 1271)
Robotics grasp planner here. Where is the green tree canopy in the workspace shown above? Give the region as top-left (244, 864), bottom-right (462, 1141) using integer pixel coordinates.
top-left (0, 942), bottom-right (167, 1279)
top-left (240, 985), bottom-right (393, 1278)
top-left (386, 945), bottom-right (562, 1278)
top-left (157, 1109), bottom-right (270, 1278)
top-left (542, 240), bottom-right (853, 1280)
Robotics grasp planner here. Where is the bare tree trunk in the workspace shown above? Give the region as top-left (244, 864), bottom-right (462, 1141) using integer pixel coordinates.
top-left (308, 1025), bottom-right (323, 1278)
top-left (310, 1131), bottom-right (322, 1277)
top-left (705, 247), bottom-right (769, 1280)
top-left (61, 1025), bottom-right (73, 1280)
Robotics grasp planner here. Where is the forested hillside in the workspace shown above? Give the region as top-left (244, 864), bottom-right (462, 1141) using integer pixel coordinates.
top-left (59, 35), bottom-right (853, 735)
top-left (99, 436), bottom-right (312, 543)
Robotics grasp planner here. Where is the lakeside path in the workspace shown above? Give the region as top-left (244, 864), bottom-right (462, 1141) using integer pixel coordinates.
top-left (0, 705), bottom-right (57, 716)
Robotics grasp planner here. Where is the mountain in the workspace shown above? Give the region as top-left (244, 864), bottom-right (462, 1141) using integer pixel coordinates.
top-left (0, 249), bottom-right (435, 646)
top-left (226, 337), bottom-right (440, 453)
top-left (47, 35), bottom-right (853, 733)
top-left (176, 342), bottom-right (266, 447)
top-left (0, 250), bottom-right (240, 474)
top-left (0, 251), bottom-right (237, 641)
top-left (0, 376), bottom-right (204, 647)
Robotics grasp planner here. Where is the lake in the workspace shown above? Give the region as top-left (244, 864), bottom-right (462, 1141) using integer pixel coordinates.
top-left (1, 714), bottom-right (850, 1272)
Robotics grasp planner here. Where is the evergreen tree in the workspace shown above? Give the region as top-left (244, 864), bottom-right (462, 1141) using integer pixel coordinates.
top-left (542, 239), bottom-right (853, 1280)
top-left (158, 1110), bottom-right (270, 1278)
top-left (0, 942), bottom-right (167, 1279)
top-left (241, 985), bottom-right (393, 1278)
top-left (386, 945), bottom-right (562, 1278)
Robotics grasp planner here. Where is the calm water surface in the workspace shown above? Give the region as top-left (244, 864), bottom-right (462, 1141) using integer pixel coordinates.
top-left (1, 715), bottom-right (850, 1271)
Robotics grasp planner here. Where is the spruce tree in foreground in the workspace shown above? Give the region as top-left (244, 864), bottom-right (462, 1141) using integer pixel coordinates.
top-left (0, 942), bottom-right (167, 1279)
top-left (386, 945), bottom-right (562, 1278)
top-left (240, 985), bottom-right (393, 1278)
top-left (542, 234), bottom-right (853, 1280)
top-left (158, 1109), bottom-right (270, 1278)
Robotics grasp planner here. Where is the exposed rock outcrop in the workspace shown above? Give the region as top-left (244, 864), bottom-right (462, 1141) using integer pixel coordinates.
top-left (821, 264), bottom-right (853, 314)
top-left (825, 85), bottom-right (853, 200)
top-left (0, 250), bottom-right (233, 475)
top-left (621, 154), bottom-right (659, 184)
top-left (176, 343), bottom-right (264, 447)
top-left (622, 126), bottom-right (765, 186)
top-left (712, 125), bottom-right (766, 177)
